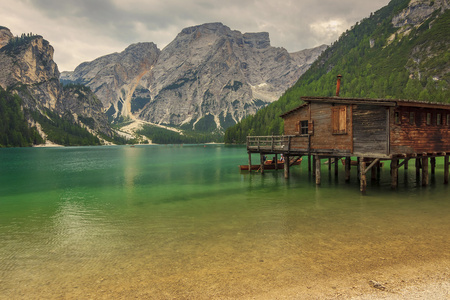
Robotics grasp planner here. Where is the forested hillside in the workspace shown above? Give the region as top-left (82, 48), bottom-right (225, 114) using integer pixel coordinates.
top-left (225, 0), bottom-right (450, 143)
top-left (0, 87), bottom-right (43, 147)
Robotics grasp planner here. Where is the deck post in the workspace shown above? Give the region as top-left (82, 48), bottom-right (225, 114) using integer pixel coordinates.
top-left (371, 161), bottom-right (377, 181)
top-left (345, 157), bottom-right (351, 182)
top-left (415, 158), bottom-right (421, 177)
top-left (404, 159), bottom-right (409, 170)
top-left (275, 154), bottom-right (278, 171)
top-left (260, 153), bottom-right (265, 174)
top-left (422, 157), bottom-right (429, 186)
top-left (248, 152), bottom-right (252, 173)
top-left (334, 157), bottom-right (339, 176)
top-left (360, 159), bottom-right (367, 193)
top-left (357, 157), bottom-right (361, 180)
top-left (430, 157), bottom-right (436, 175)
top-left (391, 158), bottom-right (398, 189)
top-left (312, 156), bottom-right (316, 178)
top-left (308, 155), bottom-right (312, 173)
top-left (315, 155), bottom-right (321, 185)
top-left (284, 155), bottom-right (290, 179)
top-left (328, 158), bottom-right (332, 171)
top-left (444, 155), bottom-right (449, 184)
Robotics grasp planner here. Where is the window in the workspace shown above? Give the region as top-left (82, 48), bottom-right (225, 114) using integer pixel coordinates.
top-left (409, 112), bottom-right (415, 125)
top-left (332, 106), bottom-right (347, 134)
top-left (300, 120), bottom-right (308, 135)
top-left (395, 112), bottom-right (400, 124)
top-left (426, 113), bottom-right (432, 125)
top-left (437, 113), bottom-right (442, 126)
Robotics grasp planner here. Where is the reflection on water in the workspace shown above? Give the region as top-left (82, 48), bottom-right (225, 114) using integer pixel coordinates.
top-left (0, 145), bottom-right (449, 299)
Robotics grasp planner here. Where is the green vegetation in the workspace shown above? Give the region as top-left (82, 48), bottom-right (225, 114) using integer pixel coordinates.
top-left (0, 88), bottom-right (43, 147)
top-left (137, 124), bottom-right (223, 144)
top-left (2, 33), bottom-right (40, 54)
top-left (225, 0), bottom-right (450, 143)
top-left (194, 114), bottom-right (217, 132)
top-left (30, 109), bottom-right (101, 146)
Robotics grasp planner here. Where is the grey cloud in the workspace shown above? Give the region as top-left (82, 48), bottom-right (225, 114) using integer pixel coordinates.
top-left (9, 0), bottom-right (390, 70)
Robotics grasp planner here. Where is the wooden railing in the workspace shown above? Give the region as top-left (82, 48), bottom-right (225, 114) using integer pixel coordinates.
top-left (247, 135), bottom-right (296, 152)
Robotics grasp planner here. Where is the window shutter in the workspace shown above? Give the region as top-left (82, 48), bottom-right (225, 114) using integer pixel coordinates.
top-left (339, 106), bottom-right (347, 133)
top-left (308, 120), bottom-right (314, 135)
top-left (332, 107), bottom-right (339, 133)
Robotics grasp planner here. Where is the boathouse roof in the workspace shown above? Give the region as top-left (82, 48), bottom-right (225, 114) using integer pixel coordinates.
top-left (280, 96), bottom-right (450, 118)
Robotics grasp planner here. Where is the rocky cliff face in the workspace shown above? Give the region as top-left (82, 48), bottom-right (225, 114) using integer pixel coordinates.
top-left (61, 42), bottom-right (160, 123)
top-left (63, 23), bottom-right (326, 131)
top-left (392, 0), bottom-right (450, 28)
top-left (0, 27), bottom-right (113, 138)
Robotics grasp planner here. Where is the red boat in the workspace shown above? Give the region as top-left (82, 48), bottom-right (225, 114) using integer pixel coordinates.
top-left (239, 158), bottom-right (302, 171)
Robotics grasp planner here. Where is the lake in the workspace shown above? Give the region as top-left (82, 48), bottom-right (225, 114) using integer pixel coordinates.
top-left (0, 145), bottom-right (449, 299)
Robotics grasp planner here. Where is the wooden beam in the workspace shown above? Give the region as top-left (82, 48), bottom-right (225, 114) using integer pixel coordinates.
top-left (315, 156), bottom-right (321, 185)
top-left (422, 157), bottom-right (429, 186)
top-left (415, 158), bottom-right (421, 177)
top-left (397, 158), bottom-right (410, 169)
top-left (275, 153), bottom-right (278, 171)
top-left (391, 158), bottom-right (398, 189)
top-left (260, 153), bottom-right (265, 175)
top-left (345, 157), bottom-right (351, 182)
top-left (360, 159), bottom-right (367, 193)
top-left (444, 156), bottom-right (449, 185)
top-left (430, 157), bottom-right (436, 175)
top-left (328, 158), bottom-right (332, 171)
top-left (335, 157), bottom-right (339, 176)
top-left (284, 155), bottom-right (290, 179)
top-left (248, 152), bottom-right (252, 173)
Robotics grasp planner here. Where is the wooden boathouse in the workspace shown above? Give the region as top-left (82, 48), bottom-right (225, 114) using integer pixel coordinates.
top-left (246, 87), bottom-right (450, 193)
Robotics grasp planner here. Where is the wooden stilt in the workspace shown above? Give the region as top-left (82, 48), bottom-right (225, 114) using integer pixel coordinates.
top-left (422, 157), bottom-right (429, 186)
top-left (371, 161), bottom-right (377, 181)
top-left (404, 159), bottom-right (409, 170)
top-left (248, 152), bottom-right (252, 173)
top-left (345, 157), bottom-right (351, 182)
top-left (315, 156), bottom-right (321, 185)
top-left (275, 154), bottom-right (278, 171)
top-left (357, 157), bottom-right (361, 180)
top-left (444, 155), bottom-right (449, 184)
top-left (415, 158), bottom-right (421, 177)
top-left (284, 154), bottom-right (290, 179)
top-left (430, 157), bottom-right (436, 175)
top-left (360, 159), bottom-right (367, 193)
top-left (312, 156), bottom-right (316, 178)
top-left (260, 153), bottom-right (265, 175)
top-left (334, 157), bottom-right (339, 176)
top-left (391, 158), bottom-right (398, 189)
top-left (377, 161), bottom-right (381, 180)
top-left (328, 158), bottom-right (332, 171)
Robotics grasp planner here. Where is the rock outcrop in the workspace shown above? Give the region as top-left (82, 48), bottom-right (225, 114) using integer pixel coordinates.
top-left (392, 0), bottom-right (450, 28)
top-left (0, 27), bottom-right (113, 138)
top-left (63, 23), bottom-right (327, 131)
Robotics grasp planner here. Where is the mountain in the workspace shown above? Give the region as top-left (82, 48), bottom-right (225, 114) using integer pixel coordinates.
top-left (225, 0), bottom-right (450, 143)
top-left (62, 23), bottom-right (327, 132)
top-left (0, 27), bottom-right (116, 147)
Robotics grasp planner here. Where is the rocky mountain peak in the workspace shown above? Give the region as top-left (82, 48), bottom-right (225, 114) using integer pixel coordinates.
top-left (63, 22), bottom-right (327, 132)
top-left (0, 26), bottom-right (13, 49)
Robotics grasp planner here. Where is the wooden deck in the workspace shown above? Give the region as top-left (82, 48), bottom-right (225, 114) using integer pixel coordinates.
top-left (245, 135), bottom-right (449, 193)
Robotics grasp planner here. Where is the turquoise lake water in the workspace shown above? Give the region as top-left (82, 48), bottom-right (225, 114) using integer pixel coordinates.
top-left (0, 145), bottom-right (449, 299)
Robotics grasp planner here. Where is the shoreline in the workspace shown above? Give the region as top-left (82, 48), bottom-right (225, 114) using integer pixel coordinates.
top-left (248, 259), bottom-right (449, 299)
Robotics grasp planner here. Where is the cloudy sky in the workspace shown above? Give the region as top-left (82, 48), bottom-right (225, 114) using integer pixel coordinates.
top-left (1, 0), bottom-right (391, 71)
